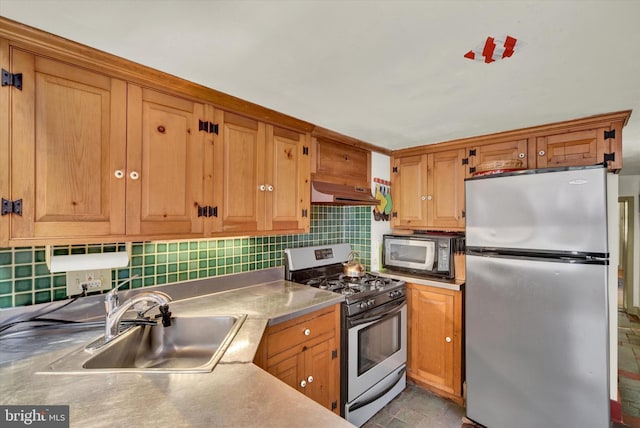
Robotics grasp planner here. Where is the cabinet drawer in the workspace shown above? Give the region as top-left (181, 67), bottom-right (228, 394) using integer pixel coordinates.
top-left (267, 310), bottom-right (336, 359)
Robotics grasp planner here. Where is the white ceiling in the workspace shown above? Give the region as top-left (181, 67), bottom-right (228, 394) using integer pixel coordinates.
top-left (2, 0), bottom-right (640, 173)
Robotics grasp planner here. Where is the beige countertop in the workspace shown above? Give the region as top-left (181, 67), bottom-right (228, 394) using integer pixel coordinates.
top-left (0, 275), bottom-right (353, 428)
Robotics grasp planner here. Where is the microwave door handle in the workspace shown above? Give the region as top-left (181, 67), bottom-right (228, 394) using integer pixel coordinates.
top-left (348, 299), bottom-right (405, 327)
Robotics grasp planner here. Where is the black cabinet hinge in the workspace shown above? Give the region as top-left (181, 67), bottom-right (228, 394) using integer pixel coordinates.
top-left (197, 205), bottom-right (218, 218)
top-left (604, 130), bottom-right (616, 140)
top-left (331, 401), bottom-right (338, 410)
top-left (392, 166), bottom-right (398, 173)
top-left (462, 158), bottom-right (469, 165)
top-left (1, 198), bottom-right (22, 216)
top-left (198, 120), bottom-right (219, 135)
top-left (462, 210), bottom-right (466, 219)
top-left (331, 349), bottom-right (338, 359)
top-left (392, 212), bottom-right (397, 218)
top-left (469, 167), bottom-right (476, 174)
top-left (302, 146), bottom-right (309, 155)
top-left (1, 69), bottom-right (22, 90)
top-left (301, 209), bottom-right (308, 218)
top-left (604, 153), bottom-right (616, 163)
top-left (469, 149), bottom-right (477, 157)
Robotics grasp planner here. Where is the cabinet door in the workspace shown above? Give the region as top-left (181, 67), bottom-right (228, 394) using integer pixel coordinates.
top-left (535, 128), bottom-right (607, 168)
top-left (314, 138), bottom-right (370, 188)
top-left (219, 112), bottom-right (266, 233)
top-left (391, 155), bottom-right (428, 228)
top-left (9, 49), bottom-right (127, 240)
top-left (266, 125), bottom-right (310, 232)
top-left (126, 86), bottom-right (205, 236)
top-left (470, 139), bottom-right (528, 170)
top-left (305, 338), bottom-right (340, 414)
top-left (427, 149), bottom-right (466, 229)
top-left (267, 352), bottom-right (304, 392)
top-left (408, 285), bottom-right (461, 397)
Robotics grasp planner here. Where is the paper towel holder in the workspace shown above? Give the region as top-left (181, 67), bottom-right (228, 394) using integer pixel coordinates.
top-left (45, 243), bottom-right (132, 273)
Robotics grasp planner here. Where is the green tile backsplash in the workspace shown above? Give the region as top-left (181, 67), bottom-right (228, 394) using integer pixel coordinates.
top-left (0, 206), bottom-right (371, 308)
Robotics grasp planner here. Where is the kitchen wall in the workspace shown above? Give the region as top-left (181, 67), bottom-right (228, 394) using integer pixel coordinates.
top-left (0, 206), bottom-right (371, 309)
top-left (620, 175), bottom-right (640, 309)
top-left (370, 152), bottom-right (392, 271)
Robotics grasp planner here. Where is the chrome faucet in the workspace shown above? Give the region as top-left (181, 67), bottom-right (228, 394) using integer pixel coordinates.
top-left (103, 275), bottom-right (172, 342)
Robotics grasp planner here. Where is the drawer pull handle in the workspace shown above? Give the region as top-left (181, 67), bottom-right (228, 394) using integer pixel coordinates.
top-left (445, 336), bottom-right (452, 343)
top-left (300, 380), bottom-right (307, 388)
top-left (307, 376), bottom-right (314, 383)
top-left (303, 328), bottom-right (311, 336)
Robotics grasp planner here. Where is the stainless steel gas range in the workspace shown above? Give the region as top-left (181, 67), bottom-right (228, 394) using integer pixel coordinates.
top-left (285, 243), bottom-right (407, 427)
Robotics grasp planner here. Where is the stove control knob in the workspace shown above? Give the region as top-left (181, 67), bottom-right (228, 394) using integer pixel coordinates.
top-left (359, 302), bottom-right (367, 309)
top-left (367, 299), bottom-right (375, 307)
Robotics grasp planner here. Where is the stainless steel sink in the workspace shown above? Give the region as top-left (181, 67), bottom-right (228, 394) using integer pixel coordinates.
top-left (44, 314), bottom-right (247, 374)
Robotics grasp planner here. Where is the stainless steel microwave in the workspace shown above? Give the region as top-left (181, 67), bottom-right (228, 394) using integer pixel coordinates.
top-left (382, 233), bottom-right (461, 279)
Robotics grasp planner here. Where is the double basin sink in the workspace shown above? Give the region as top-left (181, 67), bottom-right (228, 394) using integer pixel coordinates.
top-left (46, 314), bottom-right (247, 374)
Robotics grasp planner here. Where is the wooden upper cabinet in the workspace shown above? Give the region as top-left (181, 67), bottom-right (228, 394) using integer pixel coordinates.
top-left (535, 127), bottom-right (608, 168)
top-left (267, 125), bottom-right (310, 232)
top-left (391, 149), bottom-right (465, 231)
top-left (391, 155), bottom-right (428, 228)
top-left (217, 111), bottom-right (310, 234)
top-left (8, 49), bottom-right (127, 242)
top-left (218, 112), bottom-right (265, 233)
top-left (427, 149), bottom-right (466, 229)
top-left (469, 139), bottom-right (529, 171)
top-left (312, 137), bottom-right (371, 188)
top-left (126, 86), bottom-right (205, 237)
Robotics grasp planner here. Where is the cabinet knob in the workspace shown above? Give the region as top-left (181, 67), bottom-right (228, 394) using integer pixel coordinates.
top-left (114, 170), bottom-right (124, 179)
top-left (129, 171), bottom-right (140, 180)
top-left (307, 376), bottom-right (314, 383)
top-left (267, 185), bottom-right (274, 192)
top-left (259, 185), bottom-right (266, 191)
top-left (300, 380), bottom-right (307, 388)
top-left (303, 328), bottom-right (311, 336)
top-left (421, 196), bottom-right (426, 201)
top-left (427, 195), bottom-right (433, 201)
top-left (445, 336), bottom-right (452, 343)
top-left (518, 153), bottom-right (525, 158)
top-left (538, 150), bottom-right (545, 156)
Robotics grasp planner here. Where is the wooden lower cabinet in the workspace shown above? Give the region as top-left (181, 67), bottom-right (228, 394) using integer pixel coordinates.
top-left (407, 283), bottom-right (463, 405)
top-left (254, 304), bottom-right (341, 414)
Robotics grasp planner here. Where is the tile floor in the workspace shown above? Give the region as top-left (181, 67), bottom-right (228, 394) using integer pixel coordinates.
top-left (362, 383), bottom-right (465, 428)
top-left (362, 310), bottom-right (640, 428)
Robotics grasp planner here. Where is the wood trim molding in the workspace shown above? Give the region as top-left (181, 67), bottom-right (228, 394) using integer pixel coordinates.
top-left (0, 16), bottom-right (314, 133)
top-left (393, 110), bottom-right (632, 157)
top-left (312, 126), bottom-right (392, 155)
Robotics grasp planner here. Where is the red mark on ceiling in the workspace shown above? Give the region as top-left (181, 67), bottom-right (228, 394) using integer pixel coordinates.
top-left (465, 35), bottom-right (519, 63)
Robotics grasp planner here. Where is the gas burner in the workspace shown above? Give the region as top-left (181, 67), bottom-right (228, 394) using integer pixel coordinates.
top-left (341, 287), bottom-right (356, 296)
top-left (361, 275), bottom-right (393, 289)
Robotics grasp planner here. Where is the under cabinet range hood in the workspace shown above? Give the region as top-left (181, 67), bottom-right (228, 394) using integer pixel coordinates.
top-left (311, 181), bottom-right (380, 205)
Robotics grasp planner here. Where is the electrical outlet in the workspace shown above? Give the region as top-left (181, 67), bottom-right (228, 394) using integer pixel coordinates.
top-left (66, 269), bottom-right (113, 297)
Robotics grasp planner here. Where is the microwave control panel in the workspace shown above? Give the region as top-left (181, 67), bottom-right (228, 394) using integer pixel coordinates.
top-left (437, 243), bottom-right (450, 271)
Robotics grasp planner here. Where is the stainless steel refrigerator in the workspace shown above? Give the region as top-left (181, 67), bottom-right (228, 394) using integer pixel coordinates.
top-left (465, 165), bottom-right (610, 428)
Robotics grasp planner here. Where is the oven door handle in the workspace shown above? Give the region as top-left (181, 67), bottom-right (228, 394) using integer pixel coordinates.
top-left (348, 298), bottom-right (406, 328)
top-left (349, 366), bottom-right (406, 412)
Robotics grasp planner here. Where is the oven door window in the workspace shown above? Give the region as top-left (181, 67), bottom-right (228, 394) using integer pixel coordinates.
top-left (357, 311), bottom-right (402, 376)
